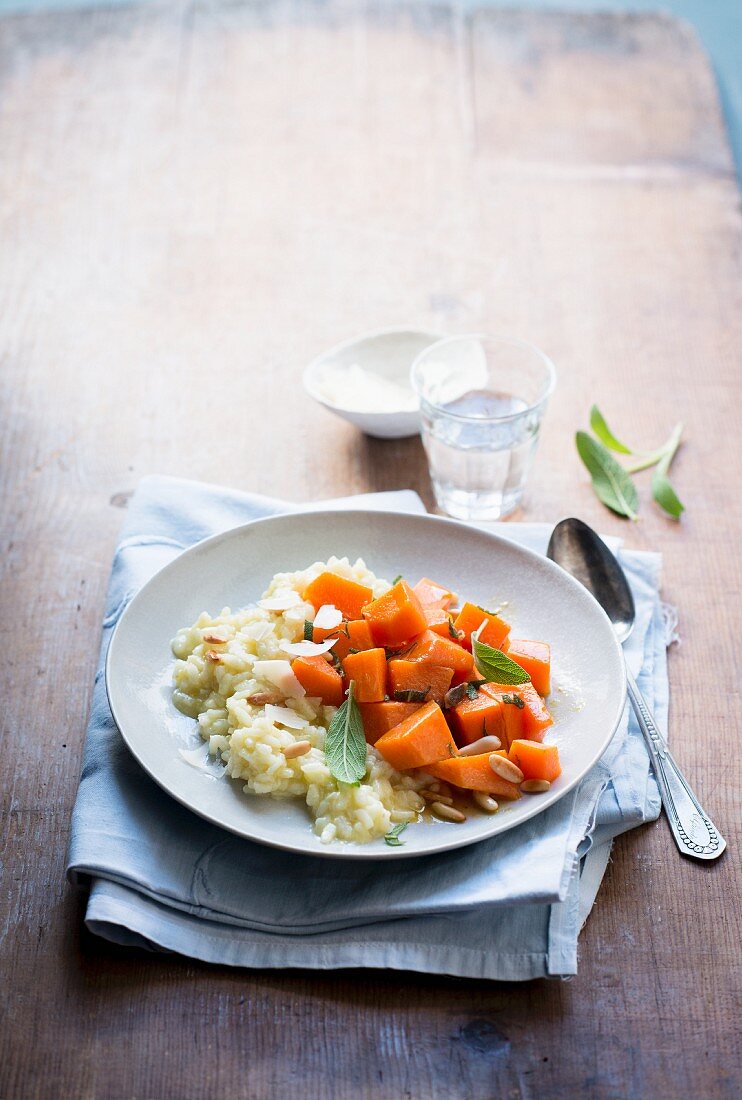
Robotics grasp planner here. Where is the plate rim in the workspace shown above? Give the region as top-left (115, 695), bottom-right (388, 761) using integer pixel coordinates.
top-left (105, 508), bottom-right (627, 861)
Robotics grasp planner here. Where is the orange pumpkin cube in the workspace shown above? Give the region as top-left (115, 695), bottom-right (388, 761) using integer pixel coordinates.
top-left (424, 754), bottom-right (521, 799)
top-left (482, 682), bottom-right (553, 747)
top-left (448, 691), bottom-right (505, 746)
top-left (291, 656), bottom-right (344, 707)
top-left (302, 572), bottom-right (373, 621)
top-left (509, 739), bottom-right (561, 783)
top-left (342, 648), bottom-right (387, 703)
top-left (412, 577), bottom-right (456, 610)
top-left (324, 618), bottom-right (377, 660)
top-left (387, 659), bottom-right (453, 705)
top-left (405, 630), bottom-right (474, 676)
top-left (422, 606), bottom-right (462, 639)
top-left (374, 701), bottom-right (458, 771)
top-left (358, 701), bottom-right (423, 745)
top-left (453, 602), bottom-right (510, 651)
top-left (505, 639), bottom-right (551, 696)
top-left (362, 580), bottom-right (427, 647)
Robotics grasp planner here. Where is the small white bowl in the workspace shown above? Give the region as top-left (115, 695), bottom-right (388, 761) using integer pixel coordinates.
top-left (303, 327), bottom-right (443, 439)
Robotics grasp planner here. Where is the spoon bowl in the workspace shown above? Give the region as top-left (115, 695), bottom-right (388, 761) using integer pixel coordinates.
top-left (546, 518), bottom-right (635, 643)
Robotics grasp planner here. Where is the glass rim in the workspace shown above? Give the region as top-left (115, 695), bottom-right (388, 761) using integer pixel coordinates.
top-left (410, 333), bottom-right (557, 424)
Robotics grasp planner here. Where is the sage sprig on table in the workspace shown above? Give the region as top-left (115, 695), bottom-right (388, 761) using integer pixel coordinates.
top-left (472, 628), bottom-right (530, 686)
top-left (576, 406), bottom-right (685, 520)
top-left (325, 681), bottom-right (367, 785)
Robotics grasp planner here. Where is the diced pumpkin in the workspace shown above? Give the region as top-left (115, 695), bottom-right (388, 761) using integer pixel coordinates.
top-left (482, 682), bottom-right (553, 747)
top-left (453, 602), bottom-right (510, 651)
top-left (358, 701), bottom-right (423, 745)
top-left (447, 691), bottom-right (505, 746)
top-left (509, 739), bottom-right (562, 783)
top-left (303, 572), bottom-right (373, 621)
top-left (405, 630), bottom-right (474, 675)
top-left (412, 577), bottom-right (456, 610)
top-left (387, 659), bottom-right (453, 705)
top-left (423, 606), bottom-right (457, 637)
top-left (348, 619), bottom-right (375, 651)
top-left (342, 648), bottom-right (387, 703)
top-left (374, 701), bottom-right (458, 770)
top-left (290, 656), bottom-right (344, 707)
top-left (450, 667), bottom-right (482, 687)
top-left (424, 754), bottom-right (521, 800)
top-left (325, 618), bottom-right (376, 660)
top-left (505, 639), bottom-right (551, 696)
top-left (362, 580), bottom-right (427, 647)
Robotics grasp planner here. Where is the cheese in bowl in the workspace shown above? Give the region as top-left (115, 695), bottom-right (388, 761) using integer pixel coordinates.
top-left (171, 558), bottom-right (559, 846)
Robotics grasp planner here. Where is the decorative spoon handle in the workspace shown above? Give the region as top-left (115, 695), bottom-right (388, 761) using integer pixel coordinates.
top-left (625, 667), bottom-right (725, 861)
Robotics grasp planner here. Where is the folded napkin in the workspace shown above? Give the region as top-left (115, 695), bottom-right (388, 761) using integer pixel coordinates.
top-left (68, 476), bottom-right (667, 979)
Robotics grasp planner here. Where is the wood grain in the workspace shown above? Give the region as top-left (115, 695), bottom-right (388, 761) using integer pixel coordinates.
top-left (1, 2), bottom-right (740, 1097)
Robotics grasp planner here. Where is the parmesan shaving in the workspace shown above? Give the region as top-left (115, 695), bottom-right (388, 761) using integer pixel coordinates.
top-left (313, 604), bottom-right (343, 630)
top-left (280, 639), bottom-right (336, 657)
top-left (264, 704), bottom-right (310, 730)
top-left (253, 659), bottom-right (306, 698)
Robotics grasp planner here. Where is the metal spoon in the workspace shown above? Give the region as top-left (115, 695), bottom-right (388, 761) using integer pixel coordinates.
top-left (547, 517), bottom-right (725, 861)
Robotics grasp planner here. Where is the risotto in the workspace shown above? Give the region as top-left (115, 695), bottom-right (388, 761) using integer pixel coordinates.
top-left (171, 557), bottom-right (429, 844)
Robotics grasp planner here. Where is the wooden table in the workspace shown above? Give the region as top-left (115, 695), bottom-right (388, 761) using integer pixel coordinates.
top-left (1, 2), bottom-right (739, 1096)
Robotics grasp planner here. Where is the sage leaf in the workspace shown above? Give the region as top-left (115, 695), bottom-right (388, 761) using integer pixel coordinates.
top-left (651, 422), bottom-right (684, 518)
top-left (575, 432), bottom-right (639, 520)
top-left (393, 688), bottom-right (430, 703)
top-left (303, 620), bottom-right (314, 641)
top-left (384, 822), bottom-right (408, 846)
top-left (325, 681), bottom-right (367, 785)
top-left (501, 693), bottom-right (525, 709)
top-left (472, 629), bottom-right (530, 686)
top-left (652, 458), bottom-right (685, 518)
top-left (589, 405), bottom-right (634, 455)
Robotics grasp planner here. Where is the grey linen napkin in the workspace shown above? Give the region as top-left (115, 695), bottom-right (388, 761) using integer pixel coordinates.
top-left (68, 476), bottom-right (664, 979)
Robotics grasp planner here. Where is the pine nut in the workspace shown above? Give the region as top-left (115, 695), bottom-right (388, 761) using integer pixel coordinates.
top-left (205, 650), bottom-right (222, 663)
top-left (472, 791), bottom-right (499, 813)
top-left (521, 779), bottom-right (551, 793)
top-left (203, 632), bottom-right (228, 644)
top-left (421, 790), bottom-right (454, 805)
top-left (458, 735), bottom-right (502, 756)
top-left (489, 754), bottom-right (524, 784)
top-left (431, 801), bottom-right (466, 823)
top-left (284, 740), bottom-right (311, 759)
top-left (246, 691), bottom-right (280, 704)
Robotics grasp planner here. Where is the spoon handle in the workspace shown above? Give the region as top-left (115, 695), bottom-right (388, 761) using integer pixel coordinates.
top-left (625, 668), bottom-right (726, 861)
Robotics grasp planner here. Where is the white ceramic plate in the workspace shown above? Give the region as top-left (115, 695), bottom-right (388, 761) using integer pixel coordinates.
top-left (106, 510), bottom-right (626, 860)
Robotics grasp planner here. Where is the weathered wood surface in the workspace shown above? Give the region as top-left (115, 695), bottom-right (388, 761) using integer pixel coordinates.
top-left (1, 2), bottom-right (740, 1097)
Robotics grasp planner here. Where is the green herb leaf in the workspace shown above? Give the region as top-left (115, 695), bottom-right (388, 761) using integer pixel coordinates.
top-left (651, 423), bottom-right (684, 519)
top-left (448, 618), bottom-right (461, 641)
top-left (325, 681), bottom-right (367, 786)
top-left (384, 822), bottom-right (408, 846)
top-left (501, 693), bottom-right (525, 709)
top-left (575, 431), bottom-right (639, 520)
top-left (589, 405), bottom-right (634, 455)
top-left (476, 604), bottom-right (500, 617)
top-left (392, 574), bottom-right (403, 586)
top-left (303, 620), bottom-right (314, 642)
top-left (465, 680), bottom-right (486, 700)
top-left (472, 628), bottom-right (531, 686)
top-left (393, 687), bottom-right (430, 703)
top-left (444, 680), bottom-right (487, 709)
top-left (652, 465), bottom-right (685, 519)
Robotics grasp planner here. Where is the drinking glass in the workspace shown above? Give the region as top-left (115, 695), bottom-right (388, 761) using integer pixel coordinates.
top-left (410, 334), bottom-right (556, 521)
